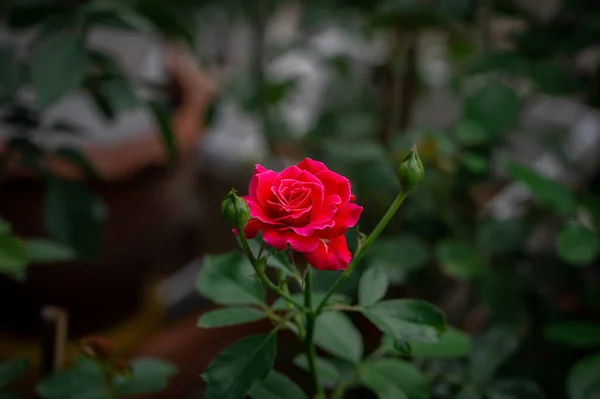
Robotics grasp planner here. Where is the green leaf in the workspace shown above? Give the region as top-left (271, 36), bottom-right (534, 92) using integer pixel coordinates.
top-left (477, 218), bottom-right (526, 257)
top-left (361, 299), bottom-right (446, 344)
top-left (544, 322), bottom-right (600, 348)
top-left (32, 33), bottom-right (90, 107)
top-left (197, 252), bottom-right (265, 306)
top-left (456, 386), bottom-right (483, 399)
top-left (43, 178), bottom-right (106, 260)
top-left (246, 238), bottom-right (295, 277)
top-left (568, 352), bottom-right (600, 399)
top-left (462, 81), bottom-right (521, 136)
top-left (379, 334), bottom-right (412, 356)
top-left (271, 292), bottom-right (350, 311)
top-left (470, 327), bottom-right (519, 385)
top-left (197, 253), bottom-right (265, 305)
top-left (455, 119), bottom-right (493, 146)
top-left (149, 101), bottom-right (176, 162)
top-left (314, 311), bottom-right (363, 363)
top-left (198, 307), bottom-right (266, 328)
top-left (0, 232), bottom-right (28, 280)
top-left (202, 333), bottom-right (276, 399)
top-left (435, 239), bottom-right (486, 280)
top-left (366, 234), bottom-right (429, 284)
top-left (506, 162), bottom-right (577, 215)
top-left (557, 224), bottom-right (600, 266)
top-left (293, 354), bottom-right (342, 385)
top-left (461, 152), bottom-right (489, 174)
top-left (0, 358), bottom-right (28, 389)
top-left (0, 46), bottom-right (21, 99)
top-left (359, 358), bottom-right (428, 399)
top-left (248, 370), bottom-right (307, 399)
top-left (487, 379), bottom-right (545, 399)
top-left (358, 268), bottom-right (389, 306)
top-left (410, 327), bottom-right (470, 359)
top-left (37, 356), bottom-right (107, 399)
top-left (115, 358), bottom-right (177, 396)
top-left (26, 239), bottom-right (75, 263)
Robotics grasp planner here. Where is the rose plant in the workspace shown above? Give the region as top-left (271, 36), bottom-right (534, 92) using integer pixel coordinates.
top-left (197, 148), bottom-right (450, 399)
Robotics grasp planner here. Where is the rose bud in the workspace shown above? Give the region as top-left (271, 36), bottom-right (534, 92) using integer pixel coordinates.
top-left (397, 145), bottom-right (424, 192)
top-left (221, 189), bottom-right (251, 231)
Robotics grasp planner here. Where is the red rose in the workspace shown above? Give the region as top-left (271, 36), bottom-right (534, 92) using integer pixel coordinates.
top-left (240, 158), bottom-right (362, 271)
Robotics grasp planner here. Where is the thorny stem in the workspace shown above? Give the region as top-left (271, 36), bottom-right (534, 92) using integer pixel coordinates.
top-left (315, 191), bottom-right (409, 315)
top-left (238, 231), bottom-right (308, 312)
top-left (304, 269), bottom-right (325, 399)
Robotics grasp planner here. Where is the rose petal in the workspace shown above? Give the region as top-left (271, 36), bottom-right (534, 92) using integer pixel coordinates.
top-left (249, 164), bottom-right (268, 198)
top-left (262, 226), bottom-right (320, 252)
top-left (245, 198), bottom-right (278, 224)
top-left (316, 169), bottom-right (351, 206)
top-left (317, 203), bottom-right (363, 239)
top-left (255, 170), bottom-right (278, 208)
top-left (305, 235), bottom-right (352, 271)
top-left (297, 158), bottom-right (328, 175)
top-left (244, 218), bottom-right (263, 239)
top-left (231, 218), bottom-right (263, 239)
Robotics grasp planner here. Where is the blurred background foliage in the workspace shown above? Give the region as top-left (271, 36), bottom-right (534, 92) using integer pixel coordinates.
top-left (2, 0), bottom-right (600, 398)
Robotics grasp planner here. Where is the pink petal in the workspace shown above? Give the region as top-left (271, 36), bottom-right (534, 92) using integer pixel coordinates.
top-left (317, 202), bottom-right (363, 239)
top-left (262, 226), bottom-right (320, 252)
top-left (249, 164), bottom-right (268, 198)
top-left (255, 170), bottom-right (278, 208)
top-left (297, 158), bottom-right (328, 175)
top-left (304, 235), bottom-right (352, 271)
top-left (315, 169), bottom-right (351, 206)
top-left (231, 218), bottom-right (263, 239)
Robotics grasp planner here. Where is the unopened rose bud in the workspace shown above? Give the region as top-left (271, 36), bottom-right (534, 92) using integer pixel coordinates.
top-left (221, 190), bottom-right (251, 230)
top-left (397, 145), bottom-right (424, 192)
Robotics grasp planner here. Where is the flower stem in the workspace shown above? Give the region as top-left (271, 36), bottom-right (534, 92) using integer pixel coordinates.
top-left (315, 191), bottom-right (409, 315)
top-left (238, 232), bottom-right (308, 311)
top-left (304, 269), bottom-right (325, 399)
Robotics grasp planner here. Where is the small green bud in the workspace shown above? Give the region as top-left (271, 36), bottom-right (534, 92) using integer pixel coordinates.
top-left (397, 145), bottom-right (424, 192)
top-left (221, 189), bottom-right (251, 230)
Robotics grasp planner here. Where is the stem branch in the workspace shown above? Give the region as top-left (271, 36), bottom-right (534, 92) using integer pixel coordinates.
top-left (315, 191), bottom-right (409, 314)
top-left (239, 233), bottom-right (308, 312)
top-left (304, 269), bottom-right (325, 399)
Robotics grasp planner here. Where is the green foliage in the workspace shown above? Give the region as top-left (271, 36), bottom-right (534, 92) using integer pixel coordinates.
top-left (43, 178), bottom-right (106, 260)
top-left (556, 224), bottom-right (600, 266)
top-left (361, 299), bottom-right (446, 344)
top-left (293, 354), bottom-right (342, 385)
top-left (314, 311), bottom-right (363, 363)
top-left (25, 240), bottom-right (76, 264)
top-left (410, 327), bottom-right (471, 359)
top-left (543, 322), bottom-right (600, 348)
top-left (37, 356), bottom-right (176, 399)
top-left (365, 234), bottom-right (429, 283)
top-left (0, 231), bottom-right (28, 281)
top-left (469, 328), bottom-right (519, 386)
top-left (0, 358), bottom-right (29, 395)
top-left (197, 307), bottom-right (266, 328)
top-left (358, 267), bottom-right (389, 306)
top-left (359, 358), bottom-right (429, 399)
top-left (248, 370), bottom-right (307, 399)
top-left (32, 34), bottom-right (90, 108)
top-left (435, 239), bottom-right (486, 280)
top-left (149, 101), bottom-right (177, 162)
top-left (506, 163), bottom-right (577, 215)
top-left (202, 333), bottom-right (276, 399)
top-left (567, 352), bottom-right (600, 399)
top-left (461, 82), bottom-right (522, 137)
top-left (196, 252), bottom-right (266, 306)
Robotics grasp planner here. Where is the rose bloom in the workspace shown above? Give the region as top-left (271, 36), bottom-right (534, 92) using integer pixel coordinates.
top-left (239, 158), bottom-right (362, 271)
